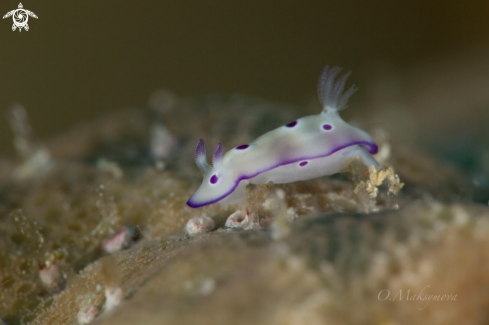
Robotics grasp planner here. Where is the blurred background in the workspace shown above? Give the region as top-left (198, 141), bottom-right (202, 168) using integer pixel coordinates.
top-left (2, 3), bottom-right (489, 323)
top-left (1, 0), bottom-right (489, 163)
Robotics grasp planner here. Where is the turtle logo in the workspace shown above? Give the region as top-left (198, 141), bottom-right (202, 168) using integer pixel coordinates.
top-left (3, 3), bottom-right (38, 32)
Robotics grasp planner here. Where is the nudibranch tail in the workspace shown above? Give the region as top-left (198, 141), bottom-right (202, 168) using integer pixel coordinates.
top-left (317, 66), bottom-right (357, 113)
top-left (195, 139), bottom-right (211, 174)
top-left (213, 142), bottom-right (223, 167)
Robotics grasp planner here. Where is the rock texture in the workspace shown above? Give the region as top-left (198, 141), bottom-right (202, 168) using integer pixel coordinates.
top-left (0, 88), bottom-right (486, 325)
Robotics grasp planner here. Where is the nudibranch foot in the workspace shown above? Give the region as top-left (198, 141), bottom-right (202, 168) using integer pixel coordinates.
top-left (187, 65), bottom-right (380, 209)
top-left (347, 145), bottom-right (379, 169)
top-left (216, 180), bottom-right (248, 210)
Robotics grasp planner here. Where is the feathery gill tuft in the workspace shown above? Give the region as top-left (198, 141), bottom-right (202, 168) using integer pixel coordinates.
top-left (317, 66), bottom-right (357, 113)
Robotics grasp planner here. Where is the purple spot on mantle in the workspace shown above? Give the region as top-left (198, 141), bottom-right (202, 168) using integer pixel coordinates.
top-left (299, 161), bottom-right (308, 166)
top-left (286, 121), bottom-right (298, 128)
top-left (210, 174), bottom-right (219, 184)
top-left (236, 144), bottom-right (249, 150)
top-left (323, 124), bottom-right (332, 130)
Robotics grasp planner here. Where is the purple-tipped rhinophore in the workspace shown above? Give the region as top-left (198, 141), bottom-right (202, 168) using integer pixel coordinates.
top-left (213, 142), bottom-right (223, 166)
top-left (195, 139), bottom-right (210, 173)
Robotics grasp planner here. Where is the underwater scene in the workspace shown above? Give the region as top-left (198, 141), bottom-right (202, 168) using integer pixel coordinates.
top-left (1, 1), bottom-right (489, 324)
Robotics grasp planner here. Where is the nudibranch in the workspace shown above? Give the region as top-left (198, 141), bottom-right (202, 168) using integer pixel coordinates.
top-left (187, 66), bottom-right (379, 209)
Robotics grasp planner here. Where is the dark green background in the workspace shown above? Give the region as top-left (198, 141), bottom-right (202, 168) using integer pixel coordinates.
top-left (1, 0), bottom-right (488, 154)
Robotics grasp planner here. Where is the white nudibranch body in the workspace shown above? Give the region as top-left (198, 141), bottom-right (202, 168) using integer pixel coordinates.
top-left (187, 66), bottom-right (379, 209)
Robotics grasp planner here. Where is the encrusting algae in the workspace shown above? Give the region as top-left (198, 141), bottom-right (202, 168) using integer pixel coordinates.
top-left (0, 89), bottom-right (485, 325)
